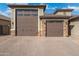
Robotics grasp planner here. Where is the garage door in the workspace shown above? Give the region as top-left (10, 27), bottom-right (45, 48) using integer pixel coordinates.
top-left (2, 25), bottom-right (10, 35)
top-left (16, 9), bottom-right (38, 36)
top-left (0, 25), bottom-right (10, 35)
top-left (46, 21), bottom-right (63, 37)
top-left (0, 25), bottom-right (3, 35)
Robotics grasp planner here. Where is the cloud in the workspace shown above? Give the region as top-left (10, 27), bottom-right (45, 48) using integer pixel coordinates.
top-left (61, 5), bottom-right (79, 12)
top-left (66, 5), bottom-right (79, 15)
top-left (46, 5), bottom-right (56, 10)
top-left (5, 8), bottom-right (11, 14)
top-left (0, 7), bottom-right (11, 18)
top-left (67, 5), bottom-right (79, 10)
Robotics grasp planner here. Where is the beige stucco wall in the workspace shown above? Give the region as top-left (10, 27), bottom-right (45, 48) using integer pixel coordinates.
top-left (70, 20), bottom-right (79, 37)
top-left (55, 12), bottom-right (64, 15)
top-left (11, 8), bottom-right (15, 30)
top-left (0, 19), bottom-right (10, 25)
top-left (66, 12), bottom-right (72, 16)
top-left (10, 8), bottom-right (15, 35)
top-left (55, 12), bottom-right (72, 16)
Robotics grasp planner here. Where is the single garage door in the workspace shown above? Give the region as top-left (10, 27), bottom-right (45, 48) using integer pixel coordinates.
top-left (46, 21), bottom-right (63, 37)
top-left (0, 25), bottom-right (3, 35)
top-left (0, 25), bottom-right (10, 35)
top-left (16, 9), bottom-right (38, 36)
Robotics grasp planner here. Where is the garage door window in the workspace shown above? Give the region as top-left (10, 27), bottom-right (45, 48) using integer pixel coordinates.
top-left (17, 14), bottom-right (23, 16)
top-left (47, 21), bottom-right (63, 23)
top-left (17, 9), bottom-right (38, 16)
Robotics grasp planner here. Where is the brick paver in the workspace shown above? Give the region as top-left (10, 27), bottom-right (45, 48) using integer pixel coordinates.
top-left (0, 36), bottom-right (79, 56)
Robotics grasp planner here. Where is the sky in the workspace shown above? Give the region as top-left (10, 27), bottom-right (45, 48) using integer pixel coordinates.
top-left (0, 3), bottom-right (79, 17)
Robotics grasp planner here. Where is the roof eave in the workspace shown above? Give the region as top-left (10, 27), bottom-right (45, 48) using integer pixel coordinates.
top-left (40, 16), bottom-right (71, 19)
top-left (69, 15), bottom-right (79, 20)
top-left (8, 4), bottom-right (46, 9)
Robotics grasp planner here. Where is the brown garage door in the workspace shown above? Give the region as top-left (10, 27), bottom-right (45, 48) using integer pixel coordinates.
top-left (16, 9), bottom-right (38, 36)
top-left (0, 25), bottom-right (10, 35)
top-left (46, 21), bottom-right (63, 37)
top-left (2, 25), bottom-right (10, 35)
top-left (0, 25), bottom-right (3, 35)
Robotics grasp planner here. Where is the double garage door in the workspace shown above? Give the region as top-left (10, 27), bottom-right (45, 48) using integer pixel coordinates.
top-left (16, 9), bottom-right (38, 36)
top-left (46, 21), bottom-right (63, 37)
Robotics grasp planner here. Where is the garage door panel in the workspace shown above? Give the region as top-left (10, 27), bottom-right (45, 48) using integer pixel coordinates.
top-left (16, 9), bottom-right (38, 36)
top-left (46, 21), bottom-right (63, 37)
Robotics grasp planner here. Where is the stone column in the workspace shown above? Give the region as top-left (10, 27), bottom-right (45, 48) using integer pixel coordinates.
top-left (38, 19), bottom-right (43, 36)
top-left (39, 19), bottom-right (46, 36)
top-left (42, 19), bottom-right (46, 36)
top-left (63, 20), bottom-right (68, 37)
top-left (37, 9), bottom-right (44, 36)
top-left (11, 9), bottom-right (15, 36)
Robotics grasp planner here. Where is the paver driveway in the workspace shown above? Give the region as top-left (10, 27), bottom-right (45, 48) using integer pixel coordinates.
top-left (0, 36), bottom-right (79, 56)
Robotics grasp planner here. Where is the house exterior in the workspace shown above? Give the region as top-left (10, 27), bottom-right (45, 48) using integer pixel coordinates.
top-left (8, 4), bottom-right (79, 37)
top-left (0, 14), bottom-right (11, 35)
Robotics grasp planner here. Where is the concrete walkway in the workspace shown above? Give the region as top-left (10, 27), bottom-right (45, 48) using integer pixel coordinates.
top-left (0, 36), bottom-right (79, 56)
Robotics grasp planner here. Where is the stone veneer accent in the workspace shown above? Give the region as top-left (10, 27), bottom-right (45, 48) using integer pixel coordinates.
top-left (11, 30), bottom-right (15, 36)
top-left (40, 19), bottom-right (46, 36)
top-left (38, 8), bottom-right (44, 36)
top-left (63, 20), bottom-right (68, 37)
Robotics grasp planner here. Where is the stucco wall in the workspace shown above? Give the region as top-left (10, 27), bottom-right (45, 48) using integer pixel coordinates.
top-left (55, 12), bottom-right (72, 16)
top-left (66, 12), bottom-right (72, 16)
top-left (10, 8), bottom-right (15, 35)
top-left (0, 19), bottom-right (10, 25)
top-left (38, 8), bottom-right (44, 16)
top-left (70, 20), bottom-right (79, 37)
top-left (55, 12), bottom-right (64, 15)
top-left (11, 8), bottom-right (15, 30)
